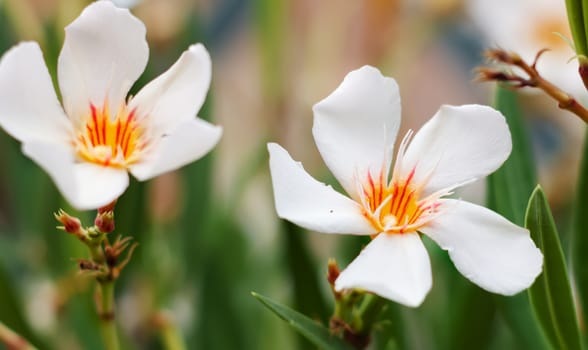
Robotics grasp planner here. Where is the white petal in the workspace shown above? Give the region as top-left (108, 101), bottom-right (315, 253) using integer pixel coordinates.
top-left (312, 66), bottom-right (400, 200)
top-left (402, 105), bottom-right (511, 196)
top-left (422, 199), bottom-right (543, 295)
top-left (335, 233), bottom-right (432, 307)
top-left (129, 119), bottom-right (222, 181)
top-left (0, 42), bottom-right (71, 144)
top-left (23, 142), bottom-right (129, 210)
top-left (129, 44), bottom-right (211, 135)
top-left (267, 143), bottom-right (375, 235)
top-left (58, 1), bottom-right (148, 123)
top-left (109, 0), bottom-right (140, 8)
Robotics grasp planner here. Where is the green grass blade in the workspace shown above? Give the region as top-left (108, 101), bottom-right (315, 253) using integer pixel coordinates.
top-left (0, 265), bottom-right (46, 349)
top-left (488, 86), bottom-right (536, 224)
top-left (566, 0), bottom-right (588, 56)
top-left (526, 186), bottom-right (582, 350)
top-left (252, 292), bottom-right (354, 350)
top-left (487, 86), bottom-right (550, 350)
top-left (573, 128), bottom-right (588, 335)
top-left (284, 222), bottom-right (330, 322)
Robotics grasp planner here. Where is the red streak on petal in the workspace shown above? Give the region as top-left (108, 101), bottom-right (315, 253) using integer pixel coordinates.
top-left (367, 171), bottom-right (376, 211)
top-left (90, 104), bottom-right (102, 145)
top-left (101, 115), bottom-right (107, 146)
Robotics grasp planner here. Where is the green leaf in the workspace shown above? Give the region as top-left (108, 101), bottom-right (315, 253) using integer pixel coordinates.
top-left (447, 285), bottom-right (495, 350)
top-left (488, 86), bottom-right (536, 224)
top-left (0, 265), bottom-right (46, 349)
top-left (252, 292), bottom-right (354, 350)
top-left (525, 186), bottom-right (582, 350)
top-left (284, 222), bottom-right (330, 322)
top-left (254, 0), bottom-right (286, 97)
top-left (284, 222), bottom-right (330, 348)
top-left (573, 128), bottom-right (588, 335)
top-left (565, 0), bottom-right (588, 56)
top-left (487, 86), bottom-right (550, 350)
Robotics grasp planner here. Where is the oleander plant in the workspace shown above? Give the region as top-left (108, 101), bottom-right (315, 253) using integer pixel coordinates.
top-left (0, 0), bottom-right (587, 349)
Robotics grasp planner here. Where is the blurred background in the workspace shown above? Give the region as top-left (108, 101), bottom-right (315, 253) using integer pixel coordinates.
top-left (0, 0), bottom-right (584, 349)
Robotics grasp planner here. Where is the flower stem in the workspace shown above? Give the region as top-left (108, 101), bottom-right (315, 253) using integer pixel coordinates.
top-left (0, 321), bottom-right (37, 350)
top-left (353, 294), bottom-right (388, 335)
top-left (478, 49), bottom-right (588, 124)
top-left (98, 281), bottom-right (119, 350)
top-left (152, 313), bottom-right (186, 350)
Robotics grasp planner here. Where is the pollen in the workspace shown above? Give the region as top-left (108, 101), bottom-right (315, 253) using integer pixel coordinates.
top-left (74, 103), bottom-right (148, 168)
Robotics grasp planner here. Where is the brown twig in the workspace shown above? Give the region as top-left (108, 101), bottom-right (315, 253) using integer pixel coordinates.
top-left (0, 322), bottom-right (36, 350)
top-left (477, 48), bottom-right (588, 124)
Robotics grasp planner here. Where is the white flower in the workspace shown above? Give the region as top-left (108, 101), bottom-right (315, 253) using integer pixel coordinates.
top-left (468, 0), bottom-right (584, 96)
top-left (109, 0), bottom-right (140, 8)
top-left (268, 66), bottom-right (543, 307)
top-left (0, 1), bottom-right (222, 210)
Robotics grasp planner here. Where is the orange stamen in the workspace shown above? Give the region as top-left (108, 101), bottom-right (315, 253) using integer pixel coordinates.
top-left (75, 103), bottom-right (146, 168)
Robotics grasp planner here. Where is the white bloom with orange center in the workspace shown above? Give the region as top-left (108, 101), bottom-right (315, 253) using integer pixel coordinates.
top-left (0, 1), bottom-right (221, 210)
top-left (268, 66), bottom-right (543, 307)
top-left (468, 0), bottom-right (583, 96)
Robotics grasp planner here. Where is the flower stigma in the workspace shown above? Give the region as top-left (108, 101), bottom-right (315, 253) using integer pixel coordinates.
top-left (74, 103), bottom-right (149, 168)
top-left (357, 131), bottom-right (447, 235)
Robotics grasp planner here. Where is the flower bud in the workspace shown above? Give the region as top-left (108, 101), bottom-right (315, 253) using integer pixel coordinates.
top-left (95, 211), bottom-right (115, 233)
top-left (54, 210), bottom-right (83, 236)
top-left (327, 259), bottom-right (340, 286)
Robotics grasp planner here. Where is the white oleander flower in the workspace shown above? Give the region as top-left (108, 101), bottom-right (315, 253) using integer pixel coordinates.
top-left (0, 1), bottom-right (222, 210)
top-left (268, 66), bottom-right (542, 307)
top-left (468, 0), bottom-right (584, 96)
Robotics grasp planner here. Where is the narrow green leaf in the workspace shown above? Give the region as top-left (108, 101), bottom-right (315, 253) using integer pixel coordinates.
top-left (253, 0), bottom-right (286, 97)
top-left (252, 292), bottom-right (354, 350)
top-left (488, 86), bottom-right (536, 224)
top-left (447, 285), bottom-right (495, 350)
top-left (284, 222), bottom-right (330, 322)
top-left (526, 186), bottom-right (582, 350)
top-left (0, 265), bottom-right (46, 349)
top-left (487, 86), bottom-right (550, 350)
top-left (566, 0), bottom-right (588, 56)
top-left (573, 128), bottom-right (588, 334)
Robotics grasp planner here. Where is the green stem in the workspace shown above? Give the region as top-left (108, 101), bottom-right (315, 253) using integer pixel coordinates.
top-left (159, 319), bottom-right (186, 350)
top-left (88, 243), bottom-right (104, 264)
top-left (353, 294), bottom-right (388, 335)
top-left (0, 321), bottom-right (37, 350)
top-left (98, 281), bottom-right (119, 350)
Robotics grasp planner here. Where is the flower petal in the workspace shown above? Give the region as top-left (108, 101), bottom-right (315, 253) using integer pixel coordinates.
top-left (267, 142), bottom-right (375, 235)
top-left (58, 1), bottom-right (148, 123)
top-left (129, 119), bottom-right (222, 181)
top-left (129, 44), bottom-right (211, 135)
top-left (22, 142), bottom-right (129, 210)
top-left (0, 42), bottom-right (71, 144)
top-left (421, 199), bottom-right (543, 295)
top-left (401, 105), bottom-right (511, 196)
top-left (312, 66), bottom-right (401, 200)
top-left (335, 233), bottom-right (432, 307)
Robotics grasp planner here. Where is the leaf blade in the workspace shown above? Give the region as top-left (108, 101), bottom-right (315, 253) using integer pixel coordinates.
top-left (526, 186), bottom-right (582, 350)
top-left (252, 292), bottom-right (354, 350)
top-left (487, 86), bottom-right (550, 350)
top-left (572, 129), bottom-right (588, 333)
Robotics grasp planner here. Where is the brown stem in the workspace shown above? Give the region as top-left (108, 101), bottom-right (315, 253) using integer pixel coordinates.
top-left (0, 322), bottom-right (36, 350)
top-left (478, 49), bottom-right (588, 124)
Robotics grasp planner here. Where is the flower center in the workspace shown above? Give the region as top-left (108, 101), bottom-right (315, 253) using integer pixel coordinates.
top-left (531, 15), bottom-right (570, 50)
top-left (357, 130), bottom-right (446, 235)
top-left (360, 167), bottom-right (440, 234)
top-left (74, 103), bottom-right (147, 167)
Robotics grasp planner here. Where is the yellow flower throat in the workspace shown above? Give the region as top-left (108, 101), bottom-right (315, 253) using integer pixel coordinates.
top-left (75, 103), bottom-right (147, 167)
